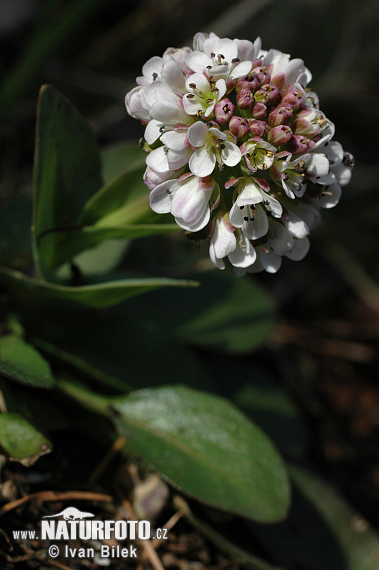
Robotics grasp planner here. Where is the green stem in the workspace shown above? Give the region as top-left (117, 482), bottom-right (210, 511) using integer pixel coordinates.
top-left (57, 377), bottom-right (113, 418)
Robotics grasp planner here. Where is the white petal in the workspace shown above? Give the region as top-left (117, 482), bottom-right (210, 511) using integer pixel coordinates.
top-left (212, 218), bottom-right (236, 259)
top-left (209, 241), bottom-right (226, 270)
top-left (229, 202), bottom-right (245, 228)
top-left (332, 161), bottom-right (352, 186)
top-left (229, 60), bottom-right (253, 79)
top-left (142, 81), bottom-right (174, 108)
top-left (145, 146), bottom-right (169, 172)
top-left (144, 119), bottom-right (162, 145)
top-left (242, 204), bottom-right (268, 240)
top-left (189, 147), bottom-right (216, 177)
top-left (142, 56), bottom-right (164, 82)
top-left (167, 147), bottom-right (192, 170)
top-left (284, 58), bottom-right (305, 84)
top-left (212, 38), bottom-right (238, 62)
top-left (188, 121), bottom-right (208, 147)
top-left (176, 206), bottom-right (210, 232)
top-left (228, 237), bottom-right (257, 268)
top-left (317, 183), bottom-right (342, 208)
top-left (222, 142), bottom-right (241, 167)
top-left (260, 248), bottom-right (282, 273)
top-left (150, 99), bottom-right (189, 124)
top-left (182, 94), bottom-right (206, 116)
top-left (161, 130), bottom-right (187, 151)
top-left (324, 141), bottom-right (343, 166)
top-left (282, 210), bottom-right (309, 238)
top-left (171, 178), bottom-right (209, 222)
top-left (185, 72), bottom-right (211, 93)
top-left (149, 180), bottom-right (178, 213)
top-left (286, 237), bottom-right (310, 261)
top-left (215, 78), bottom-right (227, 99)
top-left (234, 38), bottom-right (256, 61)
top-left (262, 193), bottom-right (283, 218)
top-left (308, 153), bottom-right (330, 177)
top-left (186, 52), bottom-right (213, 74)
top-left (238, 181), bottom-right (264, 205)
top-left (161, 59), bottom-right (186, 93)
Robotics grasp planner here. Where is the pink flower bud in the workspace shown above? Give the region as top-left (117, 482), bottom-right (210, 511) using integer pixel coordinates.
top-left (281, 85), bottom-right (305, 111)
top-left (286, 134), bottom-right (310, 154)
top-left (248, 119), bottom-right (266, 137)
top-left (252, 102), bottom-right (267, 118)
top-left (229, 116), bottom-right (249, 138)
top-left (254, 84), bottom-right (281, 106)
top-left (268, 105), bottom-right (293, 127)
top-left (214, 98), bottom-right (235, 124)
top-left (267, 125), bottom-right (293, 146)
top-left (250, 67), bottom-right (271, 87)
top-left (226, 78), bottom-right (235, 93)
top-left (236, 89), bottom-right (255, 110)
top-left (235, 78), bottom-right (251, 93)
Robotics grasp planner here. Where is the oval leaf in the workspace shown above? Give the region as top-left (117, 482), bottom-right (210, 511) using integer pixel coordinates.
top-left (0, 334), bottom-right (55, 388)
top-left (113, 385), bottom-right (290, 522)
top-left (0, 413), bottom-right (52, 466)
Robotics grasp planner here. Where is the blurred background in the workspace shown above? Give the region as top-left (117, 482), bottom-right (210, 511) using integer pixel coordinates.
top-left (1, 0), bottom-right (379, 565)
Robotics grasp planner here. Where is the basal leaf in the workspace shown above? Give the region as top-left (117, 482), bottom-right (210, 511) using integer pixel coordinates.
top-left (113, 385), bottom-right (290, 522)
top-left (33, 84), bottom-right (102, 279)
top-left (0, 334), bottom-right (55, 389)
top-left (0, 267), bottom-right (198, 309)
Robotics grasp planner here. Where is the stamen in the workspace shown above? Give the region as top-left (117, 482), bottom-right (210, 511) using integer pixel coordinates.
top-left (152, 72), bottom-right (158, 81)
top-left (159, 125), bottom-right (165, 133)
top-left (166, 189), bottom-right (171, 194)
top-left (239, 205), bottom-right (245, 210)
top-left (189, 83), bottom-right (196, 89)
top-left (187, 94), bottom-right (195, 99)
top-left (243, 216), bottom-right (249, 221)
top-left (206, 98), bottom-right (213, 104)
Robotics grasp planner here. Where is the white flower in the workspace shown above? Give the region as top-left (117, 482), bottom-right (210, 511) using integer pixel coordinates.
top-left (209, 212), bottom-right (237, 270)
top-left (183, 73), bottom-right (227, 117)
top-left (125, 32), bottom-right (354, 275)
top-left (228, 177), bottom-right (282, 240)
top-left (188, 122), bottom-right (241, 177)
top-left (149, 174), bottom-right (215, 232)
top-left (188, 33), bottom-right (253, 81)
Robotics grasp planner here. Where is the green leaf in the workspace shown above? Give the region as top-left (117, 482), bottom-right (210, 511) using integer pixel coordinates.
top-left (0, 266), bottom-right (198, 310)
top-left (113, 385), bottom-right (290, 522)
top-left (177, 273), bottom-right (275, 352)
top-left (0, 334), bottom-right (55, 389)
top-left (291, 467), bottom-right (379, 570)
top-left (123, 271), bottom-right (276, 354)
top-left (101, 141), bottom-right (147, 184)
top-left (33, 84), bottom-right (103, 279)
top-left (80, 160), bottom-right (147, 225)
top-left (0, 413), bottom-right (52, 466)
top-left (50, 221), bottom-right (179, 269)
top-left (0, 192), bottom-right (33, 270)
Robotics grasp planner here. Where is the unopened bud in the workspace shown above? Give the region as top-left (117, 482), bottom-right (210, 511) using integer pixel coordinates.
top-left (250, 67), bottom-right (271, 87)
top-left (252, 102), bottom-right (267, 118)
top-left (226, 78), bottom-right (235, 93)
top-left (248, 119), bottom-right (266, 137)
top-left (255, 84), bottom-right (281, 106)
top-left (236, 89), bottom-right (255, 110)
top-left (229, 116), bottom-right (249, 137)
top-left (214, 98), bottom-right (235, 124)
top-left (267, 125), bottom-right (293, 146)
top-left (235, 77), bottom-right (251, 93)
top-left (286, 134), bottom-right (310, 154)
top-left (281, 85), bottom-right (305, 111)
top-left (268, 105), bottom-right (293, 127)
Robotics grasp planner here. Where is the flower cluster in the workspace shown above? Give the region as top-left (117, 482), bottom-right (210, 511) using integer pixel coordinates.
top-left (125, 32), bottom-right (354, 273)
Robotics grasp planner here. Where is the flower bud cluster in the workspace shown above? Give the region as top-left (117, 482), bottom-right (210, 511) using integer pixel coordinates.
top-left (125, 32), bottom-right (354, 274)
